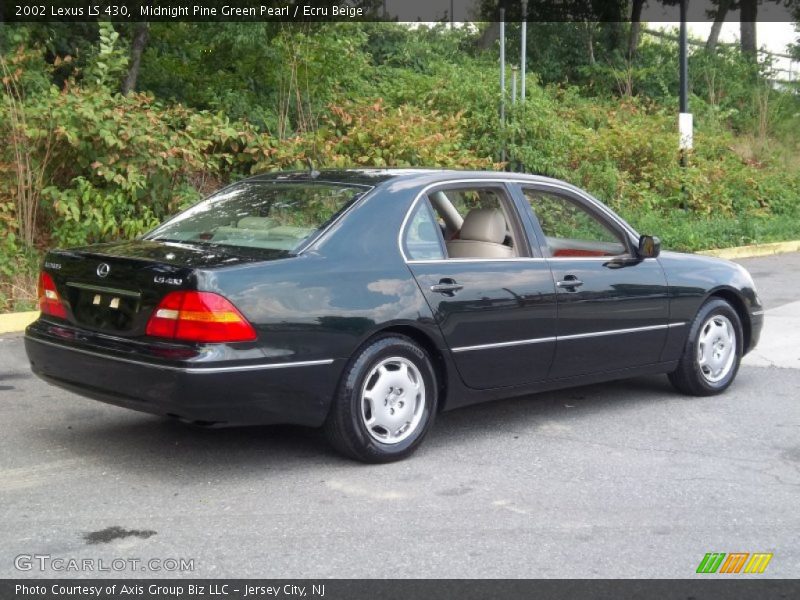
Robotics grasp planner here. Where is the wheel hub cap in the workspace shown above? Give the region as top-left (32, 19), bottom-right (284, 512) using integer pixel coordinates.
top-left (697, 315), bottom-right (736, 383)
top-left (360, 357), bottom-right (426, 445)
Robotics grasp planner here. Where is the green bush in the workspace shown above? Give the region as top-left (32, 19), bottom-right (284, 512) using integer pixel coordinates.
top-left (246, 100), bottom-right (495, 172)
top-left (1, 22), bottom-right (800, 312)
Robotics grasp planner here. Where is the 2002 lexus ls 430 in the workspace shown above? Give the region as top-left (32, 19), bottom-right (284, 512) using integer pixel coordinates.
top-left (25, 169), bottom-right (764, 462)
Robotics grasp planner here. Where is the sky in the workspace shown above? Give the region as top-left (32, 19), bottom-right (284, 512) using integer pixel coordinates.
top-left (660, 22), bottom-right (798, 81)
top-left (663, 22), bottom-right (796, 56)
top-left (383, 0), bottom-right (799, 81)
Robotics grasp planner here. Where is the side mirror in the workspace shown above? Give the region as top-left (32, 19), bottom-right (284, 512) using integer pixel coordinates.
top-left (638, 235), bottom-right (661, 258)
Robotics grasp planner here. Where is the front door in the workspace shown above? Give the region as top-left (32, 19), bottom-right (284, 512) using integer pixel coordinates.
top-left (518, 185), bottom-right (670, 379)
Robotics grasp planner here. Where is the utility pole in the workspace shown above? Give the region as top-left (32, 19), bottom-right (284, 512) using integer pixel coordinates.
top-left (520, 0), bottom-right (527, 102)
top-left (678, 0), bottom-right (692, 208)
top-left (678, 0), bottom-right (692, 162)
top-left (500, 7), bottom-right (506, 163)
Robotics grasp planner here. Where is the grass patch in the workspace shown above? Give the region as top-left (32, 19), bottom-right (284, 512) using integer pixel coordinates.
top-left (0, 248), bottom-right (41, 313)
top-left (627, 209), bottom-right (800, 252)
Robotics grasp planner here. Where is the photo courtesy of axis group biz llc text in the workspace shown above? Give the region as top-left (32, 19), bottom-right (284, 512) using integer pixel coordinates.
top-left (15, 583), bottom-right (325, 597)
top-left (1, 0), bottom-right (800, 599)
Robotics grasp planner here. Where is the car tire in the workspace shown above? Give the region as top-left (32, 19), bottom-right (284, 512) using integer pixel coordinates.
top-left (323, 335), bottom-right (438, 463)
top-left (668, 298), bottom-right (744, 396)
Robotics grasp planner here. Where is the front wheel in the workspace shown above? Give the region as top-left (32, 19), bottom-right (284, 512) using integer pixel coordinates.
top-left (668, 298), bottom-right (744, 396)
top-left (324, 335), bottom-right (438, 463)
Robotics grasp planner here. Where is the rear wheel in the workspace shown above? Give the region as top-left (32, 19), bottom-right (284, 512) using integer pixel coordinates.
top-left (324, 335), bottom-right (438, 463)
top-left (668, 298), bottom-right (743, 396)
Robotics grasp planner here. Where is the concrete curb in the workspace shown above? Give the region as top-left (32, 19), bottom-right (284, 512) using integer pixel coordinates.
top-left (0, 310), bottom-right (39, 335)
top-left (696, 240), bottom-right (800, 260)
top-left (0, 240), bottom-right (798, 334)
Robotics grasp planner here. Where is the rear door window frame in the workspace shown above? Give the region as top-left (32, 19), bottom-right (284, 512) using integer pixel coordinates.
top-left (409, 181), bottom-right (535, 261)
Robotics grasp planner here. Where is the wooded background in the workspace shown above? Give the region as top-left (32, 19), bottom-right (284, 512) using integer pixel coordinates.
top-left (2, 1), bottom-right (800, 310)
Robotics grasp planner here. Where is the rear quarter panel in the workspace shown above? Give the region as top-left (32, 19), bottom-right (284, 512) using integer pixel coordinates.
top-left (193, 179), bottom-right (448, 371)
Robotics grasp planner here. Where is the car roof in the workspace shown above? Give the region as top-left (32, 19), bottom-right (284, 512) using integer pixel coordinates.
top-left (243, 168), bottom-right (573, 189)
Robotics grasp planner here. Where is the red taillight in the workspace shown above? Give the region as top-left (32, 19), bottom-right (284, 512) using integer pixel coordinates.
top-left (146, 291), bottom-right (257, 343)
top-left (38, 272), bottom-right (67, 319)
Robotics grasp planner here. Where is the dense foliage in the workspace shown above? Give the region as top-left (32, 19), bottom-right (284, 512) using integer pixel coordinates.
top-left (1, 20), bottom-right (799, 311)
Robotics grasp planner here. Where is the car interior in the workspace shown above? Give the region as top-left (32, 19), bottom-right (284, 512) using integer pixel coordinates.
top-left (521, 189), bottom-right (628, 258)
top-left (147, 183), bottom-right (363, 252)
top-left (408, 186), bottom-right (629, 261)
top-left (209, 217), bottom-right (316, 250)
top-left (428, 188), bottom-right (519, 259)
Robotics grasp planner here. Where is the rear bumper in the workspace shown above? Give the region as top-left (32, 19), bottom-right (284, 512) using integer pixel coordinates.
top-left (24, 323), bottom-right (342, 427)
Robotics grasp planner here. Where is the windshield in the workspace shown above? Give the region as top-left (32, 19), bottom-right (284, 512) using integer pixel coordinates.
top-left (144, 181), bottom-right (369, 253)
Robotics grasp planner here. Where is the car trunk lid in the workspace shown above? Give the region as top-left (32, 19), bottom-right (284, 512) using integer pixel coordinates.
top-left (41, 240), bottom-right (284, 337)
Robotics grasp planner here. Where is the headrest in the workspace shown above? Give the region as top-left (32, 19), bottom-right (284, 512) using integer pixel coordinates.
top-left (459, 208), bottom-right (507, 244)
top-left (238, 216), bottom-right (275, 230)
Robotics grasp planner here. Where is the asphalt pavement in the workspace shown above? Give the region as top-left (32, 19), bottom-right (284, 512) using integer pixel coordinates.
top-left (1, 253), bottom-right (798, 579)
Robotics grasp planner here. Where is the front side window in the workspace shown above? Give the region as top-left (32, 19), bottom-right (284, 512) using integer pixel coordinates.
top-left (145, 182), bottom-right (368, 253)
top-left (522, 188), bottom-right (628, 258)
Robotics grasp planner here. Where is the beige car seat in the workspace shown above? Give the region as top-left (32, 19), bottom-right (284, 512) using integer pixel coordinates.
top-left (446, 208), bottom-right (514, 258)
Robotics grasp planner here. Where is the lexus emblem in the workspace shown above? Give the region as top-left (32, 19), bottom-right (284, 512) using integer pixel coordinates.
top-left (96, 263), bottom-right (111, 278)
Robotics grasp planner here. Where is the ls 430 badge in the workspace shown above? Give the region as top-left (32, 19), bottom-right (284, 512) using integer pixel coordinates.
top-left (153, 276), bottom-right (183, 285)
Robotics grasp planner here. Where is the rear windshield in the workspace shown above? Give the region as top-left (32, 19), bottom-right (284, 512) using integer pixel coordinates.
top-left (144, 181), bottom-right (368, 253)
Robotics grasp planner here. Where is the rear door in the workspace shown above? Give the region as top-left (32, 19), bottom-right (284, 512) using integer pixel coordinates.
top-left (516, 183), bottom-right (670, 379)
top-left (403, 182), bottom-right (558, 390)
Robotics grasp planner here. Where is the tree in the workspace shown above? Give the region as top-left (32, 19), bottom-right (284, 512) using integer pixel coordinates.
top-left (476, 21), bottom-right (501, 51)
top-left (739, 0), bottom-right (758, 57)
top-left (121, 22), bottom-right (149, 95)
top-left (706, 0), bottom-right (736, 53)
top-left (790, 2), bottom-right (800, 60)
top-left (737, 0), bottom-right (792, 58)
top-left (628, 0), bottom-right (647, 58)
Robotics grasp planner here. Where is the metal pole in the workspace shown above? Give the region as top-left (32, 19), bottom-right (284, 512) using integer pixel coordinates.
top-left (679, 0), bottom-right (688, 115)
top-left (500, 10), bottom-right (506, 116)
top-left (520, 0), bottom-right (527, 102)
top-left (500, 7), bottom-right (506, 160)
top-left (450, 0), bottom-right (454, 28)
top-left (678, 0), bottom-right (691, 208)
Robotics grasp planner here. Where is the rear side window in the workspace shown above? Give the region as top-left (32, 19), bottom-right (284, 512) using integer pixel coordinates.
top-left (145, 182), bottom-right (368, 253)
top-left (403, 199), bottom-right (445, 260)
top-left (428, 186), bottom-right (521, 259)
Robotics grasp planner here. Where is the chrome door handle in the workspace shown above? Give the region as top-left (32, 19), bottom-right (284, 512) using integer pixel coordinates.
top-left (556, 276), bottom-right (584, 290)
top-left (430, 279), bottom-right (464, 295)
